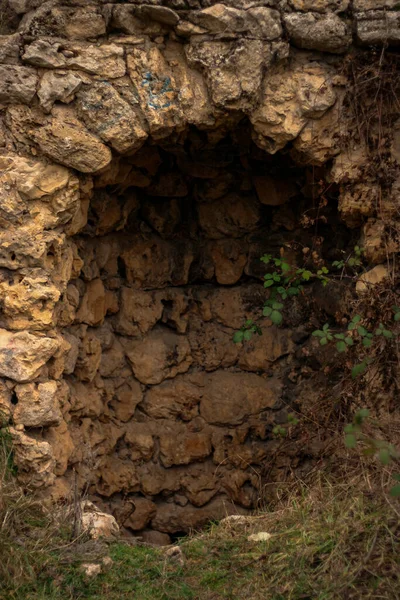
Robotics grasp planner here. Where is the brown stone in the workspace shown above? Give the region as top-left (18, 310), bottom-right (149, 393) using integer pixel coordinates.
top-left (138, 530), bottom-right (171, 546)
top-left (238, 325), bottom-right (294, 372)
top-left (123, 328), bottom-right (192, 385)
top-left (109, 379), bottom-right (143, 423)
top-left (14, 381), bottom-right (62, 428)
top-left (151, 496), bottom-right (248, 534)
top-left (0, 330), bottom-right (59, 383)
top-left (198, 194), bottom-right (260, 239)
top-left (159, 424), bottom-right (212, 468)
top-left (124, 498), bottom-right (157, 531)
top-left (142, 373), bottom-right (204, 421)
top-left (96, 456), bottom-right (139, 497)
top-left (200, 372), bottom-right (281, 426)
top-left (76, 279), bottom-right (106, 327)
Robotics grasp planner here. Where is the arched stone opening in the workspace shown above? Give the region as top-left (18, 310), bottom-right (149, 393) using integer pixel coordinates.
top-left (0, 0), bottom-right (399, 544)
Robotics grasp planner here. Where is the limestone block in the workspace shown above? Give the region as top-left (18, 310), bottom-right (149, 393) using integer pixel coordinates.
top-left (121, 237), bottom-right (194, 289)
top-left (96, 456), bottom-right (139, 497)
top-left (9, 0), bottom-right (42, 14)
top-left (0, 270), bottom-right (61, 331)
top-left (125, 423), bottom-right (154, 461)
top-left (187, 5), bottom-right (282, 39)
top-left (151, 495), bottom-right (247, 534)
top-left (10, 426), bottom-right (56, 488)
top-left (197, 193), bottom-right (260, 239)
top-left (74, 331), bottom-right (102, 383)
top-left (238, 326), bottom-right (294, 372)
top-left (23, 39), bottom-right (126, 78)
top-left (0, 65), bottom-right (38, 105)
top-left (142, 373), bottom-right (205, 420)
top-left (0, 330), bottom-right (59, 382)
top-left (186, 39), bottom-right (275, 109)
top-left (109, 379), bottom-right (143, 422)
top-left (0, 382), bottom-right (12, 424)
top-left (69, 380), bottom-right (104, 418)
top-left (76, 279), bottom-right (106, 327)
top-left (355, 10), bottom-right (400, 45)
top-left (338, 184), bottom-right (379, 227)
top-left (124, 498), bottom-right (157, 531)
top-left (43, 420), bottom-right (75, 476)
top-left (38, 71), bottom-right (83, 113)
top-left (127, 45), bottom-right (184, 138)
top-left (253, 175), bottom-right (297, 207)
top-left (292, 102), bottom-right (343, 166)
top-left (353, 0), bottom-right (399, 8)
top-left (159, 424), bottom-right (212, 468)
top-left (115, 288), bottom-right (163, 336)
top-left (362, 219), bottom-right (398, 264)
top-left (111, 5), bottom-right (169, 36)
top-left (13, 381), bottom-right (62, 428)
top-left (200, 371), bottom-right (281, 426)
top-left (77, 82), bottom-right (148, 154)
top-left (123, 328), bottom-right (192, 385)
top-left (284, 13), bottom-right (351, 53)
top-left (0, 33), bottom-right (22, 65)
top-left (209, 240), bottom-right (247, 285)
top-left (289, 0), bottom-right (350, 10)
top-left (80, 501), bottom-right (119, 539)
top-left (188, 321), bottom-right (239, 371)
top-left (163, 40), bottom-right (216, 129)
top-left (25, 6), bottom-right (107, 40)
top-left (99, 339), bottom-right (126, 378)
top-left (356, 265), bottom-right (389, 295)
top-left (251, 59), bottom-right (336, 153)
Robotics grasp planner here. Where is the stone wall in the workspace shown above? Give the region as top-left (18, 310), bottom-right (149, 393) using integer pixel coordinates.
top-left (0, 0), bottom-right (399, 540)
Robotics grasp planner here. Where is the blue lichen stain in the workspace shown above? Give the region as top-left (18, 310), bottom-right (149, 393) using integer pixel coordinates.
top-left (141, 72), bottom-right (175, 110)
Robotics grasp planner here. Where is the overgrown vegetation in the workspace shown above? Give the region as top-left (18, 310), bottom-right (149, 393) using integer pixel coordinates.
top-left (1, 475), bottom-right (399, 600)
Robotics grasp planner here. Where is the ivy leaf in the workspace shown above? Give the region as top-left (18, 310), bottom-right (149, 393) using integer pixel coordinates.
top-left (233, 331), bottom-right (244, 344)
top-left (363, 337), bottom-right (373, 348)
top-left (302, 270), bottom-right (312, 281)
top-left (379, 448), bottom-right (391, 466)
top-left (383, 330), bottom-right (394, 339)
top-left (393, 474), bottom-right (400, 482)
top-left (345, 337), bottom-right (354, 346)
top-left (270, 310), bottom-right (283, 325)
top-left (312, 330), bottom-right (324, 338)
top-left (243, 330), bottom-right (253, 341)
top-left (320, 337), bottom-right (328, 346)
top-left (263, 307), bottom-right (272, 317)
top-left (345, 434), bottom-right (357, 448)
top-left (357, 326), bottom-right (368, 337)
top-left (287, 287), bottom-right (299, 296)
top-left (334, 333), bottom-right (345, 340)
top-left (344, 424), bottom-right (354, 434)
top-left (244, 319), bottom-right (253, 327)
top-left (395, 312), bottom-right (400, 322)
top-left (336, 341), bottom-right (347, 353)
top-left (264, 280), bottom-right (274, 288)
top-left (281, 262), bottom-right (291, 272)
top-left (272, 302), bottom-right (284, 310)
top-left (351, 360), bottom-right (368, 379)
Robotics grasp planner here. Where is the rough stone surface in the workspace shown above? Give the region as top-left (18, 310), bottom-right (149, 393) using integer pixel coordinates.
top-left (0, 0), bottom-right (397, 536)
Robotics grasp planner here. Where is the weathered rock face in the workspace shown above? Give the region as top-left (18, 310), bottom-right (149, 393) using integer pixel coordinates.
top-left (0, 0), bottom-right (399, 536)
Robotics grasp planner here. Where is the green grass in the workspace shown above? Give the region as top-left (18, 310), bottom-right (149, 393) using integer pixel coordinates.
top-left (1, 483), bottom-right (399, 600)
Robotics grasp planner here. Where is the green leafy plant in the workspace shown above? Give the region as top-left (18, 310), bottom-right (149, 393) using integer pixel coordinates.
top-left (344, 409), bottom-right (400, 497)
top-left (233, 319), bottom-right (262, 344)
top-left (332, 246), bottom-right (364, 272)
top-left (234, 253), bottom-right (331, 341)
top-left (313, 313), bottom-right (397, 378)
